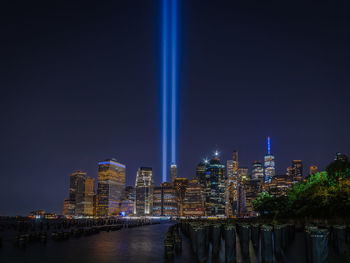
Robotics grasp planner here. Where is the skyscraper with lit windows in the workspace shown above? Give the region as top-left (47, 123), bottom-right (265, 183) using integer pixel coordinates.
top-left (97, 159), bottom-right (126, 216)
top-left (251, 161), bottom-right (264, 182)
top-left (135, 167), bottom-right (154, 216)
top-left (170, 163), bottom-right (177, 183)
top-left (205, 151), bottom-right (226, 216)
top-left (264, 137), bottom-right (275, 182)
top-left (226, 151), bottom-right (239, 217)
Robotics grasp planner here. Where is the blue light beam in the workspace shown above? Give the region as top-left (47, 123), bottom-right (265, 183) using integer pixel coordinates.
top-left (267, 136), bottom-right (271, 155)
top-left (171, 0), bottom-right (177, 164)
top-left (162, 0), bottom-right (168, 183)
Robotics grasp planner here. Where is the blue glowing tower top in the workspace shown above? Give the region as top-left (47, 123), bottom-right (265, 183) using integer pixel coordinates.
top-left (264, 136), bottom-right (275, 182)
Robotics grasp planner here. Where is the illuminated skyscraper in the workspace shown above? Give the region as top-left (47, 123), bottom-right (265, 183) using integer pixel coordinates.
top-left (174, 177), bottom-right (188, 216)
top-left (292, 160), bottom-right (303, 182)
top-left (97, 159), bottom-right (126, 216)
top-left (239, 167), bottom-right (249, 182)
top-left (183, 179), bottom-right (205, 217)
top-left (226, 151), bottom-right (239, 217)
top-left (64, 170), bottom-right (95, 217)
top-left (121, 186), bottom-right (135, 216)
top-left (196, 161), bottom-right (207, 190)
top-left (264, 136), bottom-right (275, 182)
top-left (170, 163), bottom-right (177, 183)
top-left (135, 167), bottom-right (154, 216)
top-left (251, 161), bottom-right (264, 182)
top-left (205, 152), bottom-right (226, 216)
top-left (152, 182), bottom-right (178, 216)
top-left (83, 177), bottom-right (95, 216)
top-left (162, 182), bottom-right (178, 216)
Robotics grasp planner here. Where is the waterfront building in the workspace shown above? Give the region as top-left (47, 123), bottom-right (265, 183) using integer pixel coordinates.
top-left (121, 186), bottom-right (135, 216)
top-left (64, 170), bottom-right (95, 217)
top-left (93, 195), bottom-right (98, 217)
top-left (162, 182), bottom-right (178, 216)
top-left (152, 183), bottom-right (178, 216)
top-left (182, 179), bottom-right (205, 217)
top-left (152, 186), bottom-right (163, 216)
top-left (174, 178), bottom-right (188, 216)
top-left (69, 170), bottom-right (87, 216)
top-left (135, 167), bottom-right (154, 216)
top-left (251, 161), bottom-right (264, 182)
top-left (83, 177), bottom-right (95, 216)
top-left (97, 159), bottom-right (126, 216)
top-left (264, 137), bottom-right (275, 182)
top-left (170, 163), bottom-right (177, 183)
top-left (63, 199), bottom-right (74, 217)
top-left (205, 152), bottom-right (226, 216)
top-left (309, 165), bottom-right (318, 175)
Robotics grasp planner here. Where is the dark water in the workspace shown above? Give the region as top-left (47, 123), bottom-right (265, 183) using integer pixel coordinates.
top-left (0, 223), bottom-right (349, 263)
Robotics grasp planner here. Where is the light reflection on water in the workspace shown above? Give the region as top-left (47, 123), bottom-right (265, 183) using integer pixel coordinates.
top-left (0, 223), bottom-right (349, 263)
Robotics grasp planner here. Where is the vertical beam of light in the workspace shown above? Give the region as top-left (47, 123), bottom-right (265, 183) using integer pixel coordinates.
top-left (162, 0), bottom-right (168, 183)
top-left (171, 0), bottom-right (177, 164)
top-left (267, 136), bottom-right (271, 155)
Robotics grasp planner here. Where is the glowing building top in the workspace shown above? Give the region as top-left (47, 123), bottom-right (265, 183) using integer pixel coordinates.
top-left (170, 163), bottom-right (177, 183)
top-left (264, 137), bottom-right (275, 182)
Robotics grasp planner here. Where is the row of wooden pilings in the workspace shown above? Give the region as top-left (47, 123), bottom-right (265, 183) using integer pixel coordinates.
top-left (180, 220), bottom-right (349, 263)
top-left (164, 224), bottom-right (182, 258)
top-left (0, 218), bottom-right (160, 248)
top-left (180, 221), bottom-right (295, 263)
top-left (305, 225), bottom-right (348, 263)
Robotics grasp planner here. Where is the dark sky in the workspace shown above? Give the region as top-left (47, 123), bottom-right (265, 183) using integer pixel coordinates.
top-left (1, 0), bottom-right (350, 215)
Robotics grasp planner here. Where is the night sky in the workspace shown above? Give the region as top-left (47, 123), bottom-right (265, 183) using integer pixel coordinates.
top-left (1, 1), bottom-right (350, 215)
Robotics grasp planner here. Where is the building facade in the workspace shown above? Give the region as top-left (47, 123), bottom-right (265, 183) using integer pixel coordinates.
top-left (97, 159), bottom-right (126, 216)
top-left (251, 161), bottom-right (264, 182)
top-left (183, 179), bottom-right (205, 217)
top-left (152, 182), bottom-right (178, 216)
top-left (170, 163), bottom-right (177, 183)
top-left (264, 137), bottom-right (275, 182)
top-left (64, 170), bottom-right (95, 217)
top-left (135, 167), bottom-right (154, 216)
top-left (205, 153), bottom-right (226, 216)
top-left (174, 178), bottom-right (188, 216)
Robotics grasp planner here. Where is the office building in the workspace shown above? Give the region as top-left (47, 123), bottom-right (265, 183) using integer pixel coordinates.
top-left (152, 186), bottom-right (163, 216)
top-left (292, 160), bottom-right (303, 182)
top-left (97, 159), bottom-right (126, 216)
top-left (83, 177), bottom-right (95, 216)
top-left (196, 161), bottom-right (207, 190)
top-left (135, 167), bottom-right (154, 216)
top-left (170, 163), bottom-right (177, 183)
top-left (205, 152), bottom-right (226, 216)
top-left (174, 178), bottom-right (188, 216)
top-left (251, 161), bottom-right (264, 182)
top-left (226, 151), bottom-right (239, 217)
top-left (183, 179), bottom-right (204, 217)
top-left (264, 136), bottom-right (275, 182)
top-left (152, 182), bottom-right (178, 216)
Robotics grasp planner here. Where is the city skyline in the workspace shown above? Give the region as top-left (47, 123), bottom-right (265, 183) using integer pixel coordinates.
top-left (1, 0), bottom-right (350, 216)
